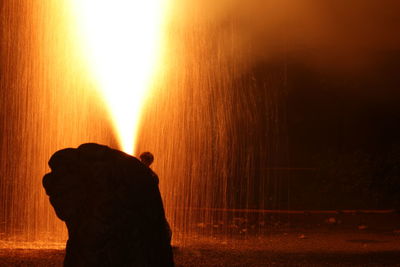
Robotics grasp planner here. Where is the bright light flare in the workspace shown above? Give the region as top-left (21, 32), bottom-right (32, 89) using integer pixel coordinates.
top-left (70, 0), bottom-right (167, 154)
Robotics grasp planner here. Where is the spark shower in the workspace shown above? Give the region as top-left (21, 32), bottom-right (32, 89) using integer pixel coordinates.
top-left (71, 0), bottom-right (169, 154)
top-left (0, 0), bottom-right (284, 246)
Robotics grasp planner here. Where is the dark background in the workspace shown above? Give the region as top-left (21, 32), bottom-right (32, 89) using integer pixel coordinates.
top-left (230, 46), bottom-right (400, 210)
top-left (210, 0), bottom-right (400, 209)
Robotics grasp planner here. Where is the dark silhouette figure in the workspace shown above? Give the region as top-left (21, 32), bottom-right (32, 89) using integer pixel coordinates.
top-left (43, 143), bottom-right (174, 267)
top-left (139, 152), bottom-right (172, 244)
top-left (139, 152), bottom-right (154, 168)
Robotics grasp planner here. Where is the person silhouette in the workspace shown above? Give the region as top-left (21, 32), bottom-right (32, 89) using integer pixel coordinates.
top-left (43, 144), bottom-right (174, 267)
top-left (140, 151), bottom-right (172, 244)
top-left (140, 152), bottom-right (158, 183)
top-left (139, 151), bottom-right (154, 167)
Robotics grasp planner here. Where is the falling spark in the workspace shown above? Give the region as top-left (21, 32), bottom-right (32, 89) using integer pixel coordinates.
top-left (70, 0), bottom-right (167, 154)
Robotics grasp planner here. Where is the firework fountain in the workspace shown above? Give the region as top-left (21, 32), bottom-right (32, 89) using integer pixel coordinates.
top-left (0, 0), bottom-right (285, 247)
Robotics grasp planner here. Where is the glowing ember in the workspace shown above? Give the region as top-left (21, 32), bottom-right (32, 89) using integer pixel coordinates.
top-left (70, 0), bottom-right (167, 154)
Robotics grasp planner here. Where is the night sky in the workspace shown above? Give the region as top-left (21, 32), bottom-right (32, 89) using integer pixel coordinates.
top-left (218, 0), bottom-right (400, 208)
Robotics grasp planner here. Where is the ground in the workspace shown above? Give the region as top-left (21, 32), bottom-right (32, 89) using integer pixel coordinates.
top-left (1, 212), bottom-right (399, 266)
top-left (1, 231), bottom-right (400, 266)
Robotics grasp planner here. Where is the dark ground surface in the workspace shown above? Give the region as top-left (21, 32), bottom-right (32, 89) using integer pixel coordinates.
top-left (1, 213), bottom-right (399, 266)
top-left (1, 232), bottom-right (400, 266)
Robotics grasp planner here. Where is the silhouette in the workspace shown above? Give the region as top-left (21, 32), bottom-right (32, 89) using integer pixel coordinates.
top-left (43, 143), bottom-right (174, 267)
top-left (139, 152), bottom-right (154, 168)
top-left (139, 152), bottom-right (172, 243)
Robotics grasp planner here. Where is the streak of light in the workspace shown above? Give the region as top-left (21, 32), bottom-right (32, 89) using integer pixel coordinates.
top-left (70, 0), bottom-right (168, 154)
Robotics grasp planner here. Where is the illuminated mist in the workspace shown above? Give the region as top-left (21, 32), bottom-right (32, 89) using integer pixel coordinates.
top-left (70, 0), bottom-right (169, 155)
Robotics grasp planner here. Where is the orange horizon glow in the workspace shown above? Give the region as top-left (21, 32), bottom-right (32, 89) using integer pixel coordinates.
top-left (70, 0), bottom-right (168, 155)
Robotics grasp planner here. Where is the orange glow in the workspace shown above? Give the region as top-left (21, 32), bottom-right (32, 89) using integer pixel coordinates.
top-left (70, 0), bottom-right (168, 154)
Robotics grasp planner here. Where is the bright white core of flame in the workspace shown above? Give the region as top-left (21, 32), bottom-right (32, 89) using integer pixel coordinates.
top-left (71, 0), bottom-right (167, 155)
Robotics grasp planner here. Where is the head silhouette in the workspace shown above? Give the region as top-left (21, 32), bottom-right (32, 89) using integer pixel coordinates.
top-left (140, 152), bottom-right (154, 167)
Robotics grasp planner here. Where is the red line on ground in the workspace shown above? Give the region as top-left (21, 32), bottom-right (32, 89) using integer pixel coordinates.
top-left (169, 207), bottom-right (397, 214)
top-left (263, 168), bottom-right (316, 171)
